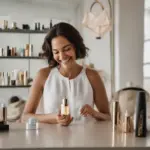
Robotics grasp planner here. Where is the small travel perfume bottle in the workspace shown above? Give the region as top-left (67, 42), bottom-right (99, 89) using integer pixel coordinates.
top-left (61, 98), bottom-right (69, 116)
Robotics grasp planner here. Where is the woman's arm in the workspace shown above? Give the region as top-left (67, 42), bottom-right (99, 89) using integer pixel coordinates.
top-left (21, 67), bottom-right (58, 124)
top-left (86, 68), bottom-right (111, 121)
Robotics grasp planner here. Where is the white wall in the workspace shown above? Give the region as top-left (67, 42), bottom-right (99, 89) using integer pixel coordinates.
top-left (79, 0), bottom-right (112, 99)
top-left (0, 0), bottom-right (76, 103)
top-left (114, 0), bottom-right (144, 91)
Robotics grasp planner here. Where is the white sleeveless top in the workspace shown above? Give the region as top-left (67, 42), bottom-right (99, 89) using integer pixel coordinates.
top-left (43, 67), bottom-right (94, 120)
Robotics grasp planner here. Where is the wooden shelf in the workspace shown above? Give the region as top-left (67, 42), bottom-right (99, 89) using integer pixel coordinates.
top-left (0, 56), bottom-right (45, 59)
top-left (0, 85), bottom-right (31, 88)
top-left (0, 29), bottom-right (48, 34)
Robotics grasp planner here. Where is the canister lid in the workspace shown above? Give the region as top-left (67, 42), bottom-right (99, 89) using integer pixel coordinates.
top-left (27, 117), bottom-right (38, 124)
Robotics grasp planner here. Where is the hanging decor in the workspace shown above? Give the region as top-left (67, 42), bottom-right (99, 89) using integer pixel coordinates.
top-left (82, 0), bottom-right (112, 39)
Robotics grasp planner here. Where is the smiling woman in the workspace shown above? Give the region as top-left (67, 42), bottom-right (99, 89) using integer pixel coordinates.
top-left (22, 22), bottom-right (110, 126)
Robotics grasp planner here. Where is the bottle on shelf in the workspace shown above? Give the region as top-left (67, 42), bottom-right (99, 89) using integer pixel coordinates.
top-left (0, 48), bottom-right (4, 56)
top-left (35, 23), bottom-right (38, 30)
top-left (0, 70), bottom-right (30, 87)
top-left (42, 25), bottom-right (45, 30)
top-left (3, 20), bottom-right (8, 29)
top-left (0, 72), bottom-right (5, 86)
top-left (50, 20), bottom-right (53, 29)
top-left (25, 44), bottom-right (29, 57)
top-left (38, 22), bottom-right (40, 30)
top-left (29, 44), bottom-right (33, 57)
top-left (7, 46), bottom-right (11, 56)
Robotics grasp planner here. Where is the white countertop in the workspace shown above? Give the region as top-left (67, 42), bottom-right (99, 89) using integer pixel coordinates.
top-left (0, 120), bottom-right (150, 149)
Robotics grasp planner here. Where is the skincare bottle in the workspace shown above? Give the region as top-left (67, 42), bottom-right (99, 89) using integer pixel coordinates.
top-left (29, 44), bottom-right (33, 57)
top-left (0, 48), bottom-right (4, 56)
top-left (112, 101), bottom-right (119, 131)
top-left (135, 91), bottom-right (147, 137)
top-left (0, 104), bottom-right (7, 124)
top-left (3, 20), bottom-right (8, 29)
top-left (23, 71), bottom-right (28, 85)
top-left (61, 98), bottom-right (69, 116)
top-left (42, 25), bottom-right (44, 30)
top-left (7, 72), bottom-right (11, 86)
top-left (35, 23), bottom-right (38, 30)
top-left (0, 103), bottom-right (9, 131)
top-left (7, 46), bottom-right (11, 56)
top-left (50, 20), bottom-right (52, 29)
top-left (38, 22), bottom-right (40, 30)
top-left (1, 72), bottom-right (5, 86)
top-left (11, 71), bottom-right (16, 86)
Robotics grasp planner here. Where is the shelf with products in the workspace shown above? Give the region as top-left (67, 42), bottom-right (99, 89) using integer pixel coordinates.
top-left (0, 56), bottom-right (45, 59)
top-left (0, 85), bottom-right (31, 88)
top-left (0, 44), bottom-right (45, 59)
top-left (0, 28), bottom-right (49, 34)
top-left (0, 70), bottom-right (33, 88)
top-left (0, 21), bottom-right (48, 91)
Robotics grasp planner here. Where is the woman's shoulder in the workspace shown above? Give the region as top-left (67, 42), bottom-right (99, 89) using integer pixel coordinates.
top-left (86, 67), bottom-right (100, 80)
top-left (35, 66), bottom-right (52, 86)
top-left (85, 67), bottom-right (103, 88)
top-left (38, 66), bottom-right (52, 77)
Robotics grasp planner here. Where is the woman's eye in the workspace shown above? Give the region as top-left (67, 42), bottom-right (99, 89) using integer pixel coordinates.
top-left (54, 51), bottom-right (59, 54)
top-left (64, 48), bottom-right (71, 51)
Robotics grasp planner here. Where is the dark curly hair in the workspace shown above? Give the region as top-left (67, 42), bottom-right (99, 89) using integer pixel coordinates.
top-left (42, 22), bottom-right (89, 67)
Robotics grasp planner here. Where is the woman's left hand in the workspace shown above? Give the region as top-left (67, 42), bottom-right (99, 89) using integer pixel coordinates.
top-left (80, 104), bottom-right (96, 117)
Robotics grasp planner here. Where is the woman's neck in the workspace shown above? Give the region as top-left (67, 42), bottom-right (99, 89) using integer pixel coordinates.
top-left (58, 63), bottom-right (82, 79)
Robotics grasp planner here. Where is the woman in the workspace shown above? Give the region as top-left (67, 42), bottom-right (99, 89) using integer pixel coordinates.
top-left (22, 22), bottom-right (110, 126)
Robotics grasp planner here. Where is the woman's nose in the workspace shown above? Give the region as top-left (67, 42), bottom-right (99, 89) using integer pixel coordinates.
top-left (59, 52), bottom-right (66, 60)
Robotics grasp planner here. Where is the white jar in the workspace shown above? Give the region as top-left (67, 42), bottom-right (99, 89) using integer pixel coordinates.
top-left (26, 118), bottom-right (39, 130)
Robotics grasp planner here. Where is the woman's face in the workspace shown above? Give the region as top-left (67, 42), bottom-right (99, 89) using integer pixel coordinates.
top-left (51, 36), bottom-right (76, 68)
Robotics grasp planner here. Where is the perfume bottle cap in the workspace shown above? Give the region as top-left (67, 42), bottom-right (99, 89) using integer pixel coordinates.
top-left (62, 98), bottom-right (68, 106)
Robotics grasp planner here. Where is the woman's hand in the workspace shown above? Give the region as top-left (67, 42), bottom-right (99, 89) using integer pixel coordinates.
top-left (80, 104), bottom-right (111, 121)
top-left (56, 111), bottom-right (73, 126)
top-left (80, 104), bottom-right (96, 117)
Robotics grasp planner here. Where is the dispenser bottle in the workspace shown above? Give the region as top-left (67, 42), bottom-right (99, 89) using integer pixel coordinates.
top-left (61, 98), bottom-right (69, 116)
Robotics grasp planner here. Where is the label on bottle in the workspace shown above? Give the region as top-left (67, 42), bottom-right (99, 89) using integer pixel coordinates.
top-left (61, 105), bottom-right (69, 115)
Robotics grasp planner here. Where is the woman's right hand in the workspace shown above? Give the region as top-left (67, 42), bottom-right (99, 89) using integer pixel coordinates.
top-left (56, 111), bottom-right (73, 126)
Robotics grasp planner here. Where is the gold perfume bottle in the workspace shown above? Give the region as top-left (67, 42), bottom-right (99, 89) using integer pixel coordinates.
top-left (61, 98), bottom-right (69, 116)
